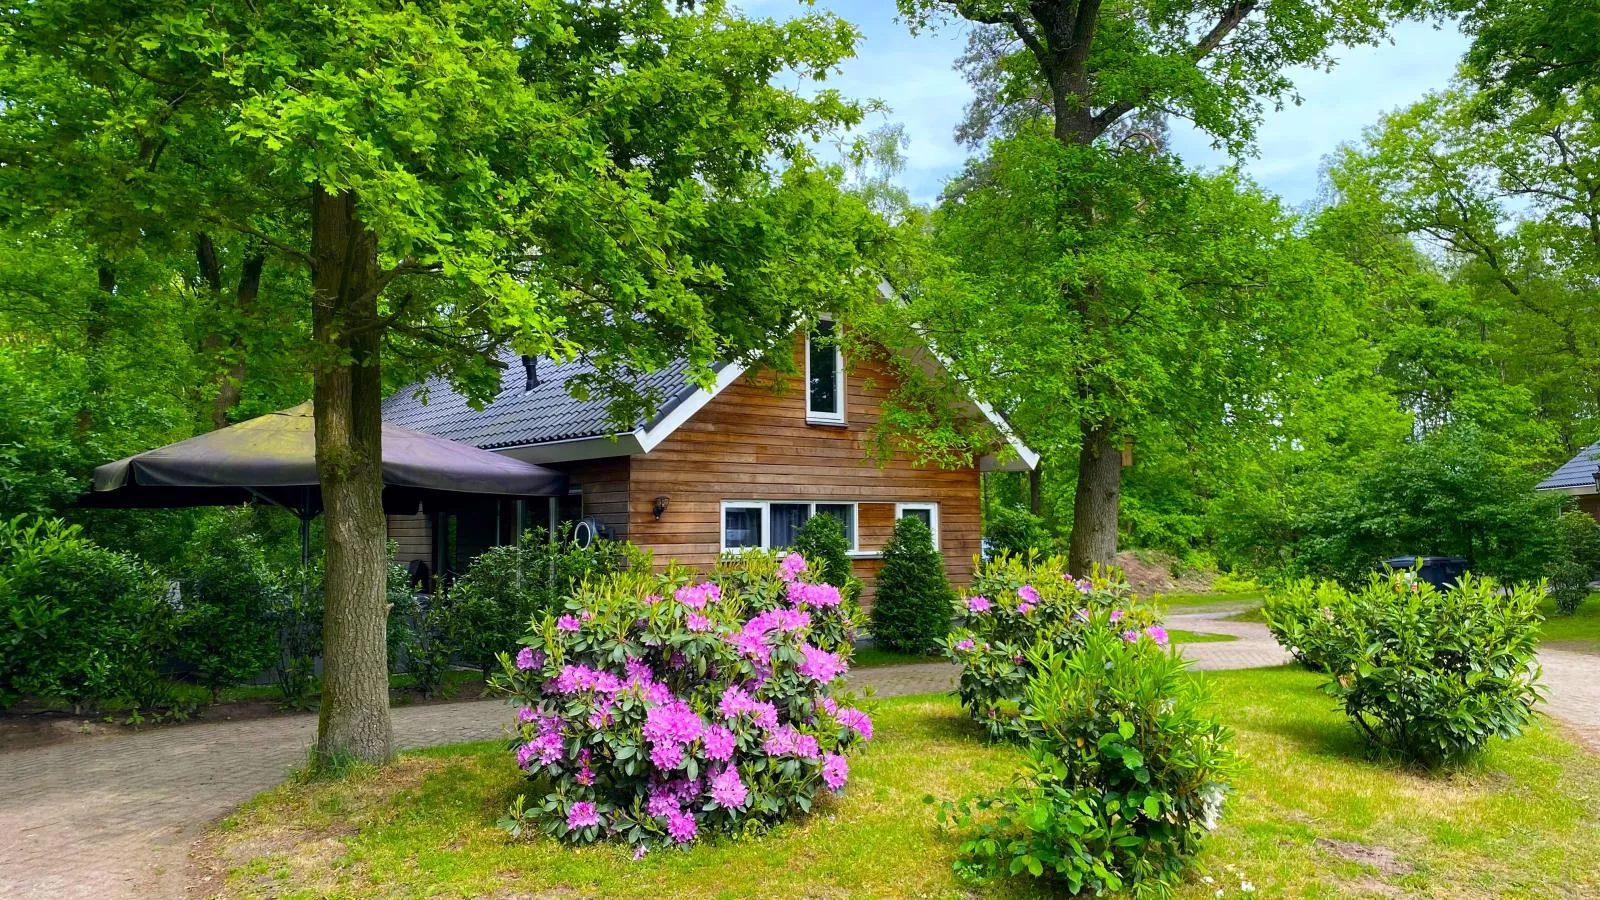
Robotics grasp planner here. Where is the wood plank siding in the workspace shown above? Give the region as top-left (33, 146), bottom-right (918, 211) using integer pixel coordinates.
top-left (387, 513), bottom-right (431, 569)
top-left (627, 335), bottom-right (981, 605)
top-left (546, 456), bottom-right (632, 540)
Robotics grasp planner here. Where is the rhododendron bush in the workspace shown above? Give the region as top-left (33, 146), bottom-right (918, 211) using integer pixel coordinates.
top-left (940, 554), bottom-right (1162, 741)
top-left (499, 550), bottom-right (871, 850)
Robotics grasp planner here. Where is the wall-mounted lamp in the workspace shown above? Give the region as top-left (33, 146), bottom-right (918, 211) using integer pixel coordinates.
top-left (653, 495), bottom-right (671, 520)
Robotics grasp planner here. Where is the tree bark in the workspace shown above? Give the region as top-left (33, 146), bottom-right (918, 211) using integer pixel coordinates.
top-left (310, 184), bottom-right (392, 766)
top-left (1028, 462), bottom-right (1043, 516)
top-left (1068, 420), bottom-right (1121, 576)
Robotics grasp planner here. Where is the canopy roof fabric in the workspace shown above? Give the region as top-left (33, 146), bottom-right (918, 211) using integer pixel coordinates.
top-left (86, 403), bottom-right (568, 516)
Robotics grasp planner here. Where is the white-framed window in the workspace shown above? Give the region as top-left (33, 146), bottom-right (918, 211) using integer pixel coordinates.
top-left (720, 500), bottom-right (858, 553)
top-left (895, 502), bottom-right (940, 548)
top-left (805, 319), bottom-right (845, 425)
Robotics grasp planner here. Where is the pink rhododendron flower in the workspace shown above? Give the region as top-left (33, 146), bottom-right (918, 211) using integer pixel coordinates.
top-left (1122, 629), bottom-right (1139, 642)
top-left (1017, 601), bottom-right (1035, 614)
top-left (967, 595), bottom-right (992, 613)
top-left (515, 646), bottom-right (542, 670)
top-left (516, 741), bottom-right (538, 769)
top-left (633, 846), bottom-right (648, 860)
top-left (517, 705), bottom-right (537, 723)
top-left (674, 581), bottom-right (723, 609)
top-left (686, 612), bottom-right (713, 632)
top-left (710, 766), bottom-right (749, 808)
top-left (644, 593), bottom-right (663, 605)
top-left (822, 752), bottom-right (849, 792)
top-left (1144, 625), bottom-right (1169, 647)
top-left (1017, 584), bottom-right (1040, 604)
top-left (1074, 608), bottom-right (1090, 622)
top-left (820, 697), bottom-right (839, 716)
top-left (720, 685), bottom-right (779, 729)
top-left (787, 580), bottom-right (842, 608)
top-left (797, 644), bottom-right (844, 682)
top-left (557, 615), bottom-right (582, 632)
top-left (703, 724), bottom-right (736, 761)
top-left (836, 707), bottom-right (872, 741)
top-left (955, 638), bottom-right (976, 651)
top-left (1074, 578), bottom-right (1093, 593)
top-left (763, 724), bottom-right (821, 758)
top-left (567, 801), bottom-right (600, 829)
top-left (1109, 609), bottom-right (1125, 623)
top-left (778, 552), bottom-right (807, 582)
top-left (666, 809), bottom-right (698, 843)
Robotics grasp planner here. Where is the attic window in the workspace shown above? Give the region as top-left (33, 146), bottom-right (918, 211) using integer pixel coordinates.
top-left (806, 320), bottom-right (844, 424)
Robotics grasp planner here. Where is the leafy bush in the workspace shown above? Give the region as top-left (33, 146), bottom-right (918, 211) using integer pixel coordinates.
top-left (937, 630), bottom-right (1235, 894)
top-left (498, 550), bottom-right (870, 851)
top-left (0, 515), bottom-right (173, 711)
top-left (172, 513), bottom-right (287, 702)
top-left (1261, 578), bottom-right (1354, 671)
top-left (1277, 571), bottom-right (1543, 765)
top-left (984, 505), bottom-right (1050, 559)
top-left (793, 513), bottom-right (859, 602)
top-left (1211, 571), bottom-right (1261, 594)
top-left (942, 554), bottom-right (1160, 741)
top-left (273, 562), bottom-right (322, 709)
top-left (1547, 510), bottom-right (1600, 616)
top-left (870, 516), bottom-right (954, 653)
top-left (446, 528), bottom-right (643, 676)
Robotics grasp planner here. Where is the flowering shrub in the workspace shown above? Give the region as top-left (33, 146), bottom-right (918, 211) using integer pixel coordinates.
top-left (1282, 571), bottom-right (1544, 765)
top-left (499, 550), bottom-right (871, 851)
top-left (936, 630), bottom-right (1236, 895)
top-left (1261, 577), bottom-right (1354, 671)
top-left (940, 554), bottom-right (1160, 741)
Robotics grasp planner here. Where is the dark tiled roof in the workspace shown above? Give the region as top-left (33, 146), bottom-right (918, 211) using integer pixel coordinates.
top-left (381, 349), bottom-right (698, 450)
top-left (1537, 440), bottom-right (1600, 491)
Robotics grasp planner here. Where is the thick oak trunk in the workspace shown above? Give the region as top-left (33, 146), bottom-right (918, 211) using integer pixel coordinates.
top-left (310, 185), bottom-right (392, 766)
top-left (1067, 420), bottom-right (1120, 577)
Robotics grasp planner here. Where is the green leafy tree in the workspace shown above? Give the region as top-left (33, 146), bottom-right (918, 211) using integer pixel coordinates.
top-left (0, 0), bottom-right (883, 763)
top-left (892, 0), bottom-right (1403, 576)
top-left (1548, 511), bottom-right (1600, 616)
top-left (983, 505), bottom-right (1051, 559)
top-left (173, 512), bottom-right (285, 703)
top-left (871, 515), bottom-right (955, 653)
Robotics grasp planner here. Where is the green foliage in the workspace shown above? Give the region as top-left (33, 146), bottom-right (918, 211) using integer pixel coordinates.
top-left (1262, 579), bottom-right (1357, 671)
top-left (1548, 511), bottom-right (1600, 617)
top-left (982, 505), bottom-right (1050, 559)
top-left (943, 556), bottom-right (1159, 741)
top-left (172, 512), bottom-right (286, 702)
top-left (1287, 425), bottom-right (1559, 584)
top-left (1276, 571), bottom-right (1544, 765)
top-left (936, 630), bottom-right (1235, 894)
top-left (274, 562), bottom-right (324, 710)
top-left (793, 513), bottom-right (857, 601)
top-left (443, 529), bottom-right (645, 677)
top-left (870, 516), bottom-right (954, 653)
top-left (0, 516), bottom-right (173, 711)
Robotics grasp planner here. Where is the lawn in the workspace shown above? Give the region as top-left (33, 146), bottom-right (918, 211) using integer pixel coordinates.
top-left (850, 645), bottom-right (944, 668)
top-left (199, 667), bottom-right (1600, 899)
top-left (1537, 593), bottom-right (1600, 647)
top-left (1170, 628), bottom-right (1237, 644)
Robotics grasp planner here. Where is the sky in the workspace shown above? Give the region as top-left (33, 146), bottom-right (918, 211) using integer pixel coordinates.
top-left (736, 1), bottom-right (1470, 210)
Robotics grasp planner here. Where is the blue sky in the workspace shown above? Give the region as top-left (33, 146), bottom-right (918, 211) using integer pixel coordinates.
top-left (737, 1), bottom-right (1469, 210)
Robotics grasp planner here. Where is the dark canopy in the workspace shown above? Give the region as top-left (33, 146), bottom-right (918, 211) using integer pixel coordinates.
top-left (85, 403), bottom-right (569, 517)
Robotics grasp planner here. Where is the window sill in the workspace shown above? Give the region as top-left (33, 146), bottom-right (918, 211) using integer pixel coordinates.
top-left (805, 417), bottom-right (848, 427)
top-left (846, 550), bottom-right (882, 559)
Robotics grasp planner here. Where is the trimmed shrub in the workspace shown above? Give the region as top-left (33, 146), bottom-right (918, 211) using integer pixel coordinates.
top-left (446, 528), bottom-right (643, 676)
top-left (942, 555), bottom-right (1159, 741)
top-left (0, 515), bottom-right (173, 711)
top-left (1547, 510), bottom-right (1600, 616)
top-left (1261, 578), bottom-right (1354, 671)
top-left (793, 513), bottom-right (859, 602)
top-left (984, 505), bottom-right (1050, 558)
top-left (937, 630), bottom-right (1236, 895)
top-left (498, 550), bottom-right (870, 851)
top-left (1282, 571), bottom-right (1543, 765)
top-left (172, 514), bottom-right (286, 702)
top-left (871, 515), bottom-right (954, 653)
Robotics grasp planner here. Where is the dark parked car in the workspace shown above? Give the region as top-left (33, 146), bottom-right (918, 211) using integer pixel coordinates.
top-left (1379, 555), bottom-right (1468, 589)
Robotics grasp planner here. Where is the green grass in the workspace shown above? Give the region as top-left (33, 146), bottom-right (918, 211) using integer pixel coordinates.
top-left (203, 668), bottom-right (1600, 899)
top-left (1169, 629), bottom-right (1237, 644)
top-left (1157, 590), bottom-right (1266, 611)
top-left (1537, 593), bottom-right (1600, 646)
top-left (851, 645), bottom-right (944, 668)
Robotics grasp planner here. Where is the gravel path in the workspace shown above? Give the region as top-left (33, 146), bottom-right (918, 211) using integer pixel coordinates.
top-left (1, 611), bottom-right (1593, 899)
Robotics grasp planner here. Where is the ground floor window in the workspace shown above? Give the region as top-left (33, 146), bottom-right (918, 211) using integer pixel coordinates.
top-left (895, 502), bottom-right (940, 547)
top-left (720, 500), bottom-right (858, 553)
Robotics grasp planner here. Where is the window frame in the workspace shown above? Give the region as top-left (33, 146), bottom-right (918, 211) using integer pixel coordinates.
top-left (804, 320), bottom-right (846, 425)
top-left (894, 502), bottom-right (940, 549)
top-left (719, 500), bottom-right (859, 554)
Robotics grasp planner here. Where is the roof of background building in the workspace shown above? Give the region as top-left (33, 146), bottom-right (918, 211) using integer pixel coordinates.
top-left (380, 349), bottom-right (699, 450)
top-left (1537, 440), bottom-right (1600, 492)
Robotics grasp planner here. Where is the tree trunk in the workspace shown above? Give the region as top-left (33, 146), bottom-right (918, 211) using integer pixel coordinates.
top-left (1068, 420), bottom-right (1121, 577)
top-left (1028, 463), bottom-right (1043, 516)
top-left (195, 233), bottom-right (264, 430)
top-left (310, 184), bottom-right (392, 766)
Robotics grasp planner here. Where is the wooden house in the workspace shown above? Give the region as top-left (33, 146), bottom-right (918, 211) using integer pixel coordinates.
top-left (381, 323), bottom-right (1036, 604)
